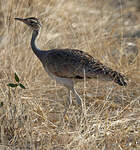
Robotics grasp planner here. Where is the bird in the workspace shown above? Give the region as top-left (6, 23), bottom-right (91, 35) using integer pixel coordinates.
top-left (14, 17), bottom-right (127, 108)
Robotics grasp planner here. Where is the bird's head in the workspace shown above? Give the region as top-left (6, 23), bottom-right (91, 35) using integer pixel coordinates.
top-left (14, 17), bottom-right (41, 31)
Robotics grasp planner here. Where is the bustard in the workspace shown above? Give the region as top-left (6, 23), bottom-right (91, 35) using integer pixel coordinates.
top-left (15, 17), bottom-right (127, 107)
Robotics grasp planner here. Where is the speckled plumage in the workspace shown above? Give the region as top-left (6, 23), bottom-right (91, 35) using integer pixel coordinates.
top-left (45, 49), bottom-right (127, 86)
top-left (15, 17), bottom-right (127, 109)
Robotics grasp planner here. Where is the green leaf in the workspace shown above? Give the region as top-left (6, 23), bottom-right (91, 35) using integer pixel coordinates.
top-left (15, 73), bottom-right (20, 82)
top-left (19, 83), bottom-right (26, 89)
top-left (7, 83), bottom-right (18, 88)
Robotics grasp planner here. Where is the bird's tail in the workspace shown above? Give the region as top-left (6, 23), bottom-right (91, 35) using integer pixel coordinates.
top-left (85, 61), bottom-right (127, 86)
top-left (110, 71), bottom-right (127, 86)
top-left (92, 65), bottom-right (128, 86)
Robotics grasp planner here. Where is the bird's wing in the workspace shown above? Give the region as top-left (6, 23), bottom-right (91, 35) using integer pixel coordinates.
top-left (45, 49), bottom-right (104, 79)
top-left (45, 49), bottom-right (127, 86)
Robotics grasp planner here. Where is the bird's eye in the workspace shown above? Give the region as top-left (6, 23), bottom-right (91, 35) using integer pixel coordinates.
top-left (30, 20), bottom-right (35, 24)
top-left (26, 19), bottom-right (35, 24)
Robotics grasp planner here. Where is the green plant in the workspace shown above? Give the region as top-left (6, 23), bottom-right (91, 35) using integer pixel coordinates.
top-left (7, 73), bottom-right (26, 89)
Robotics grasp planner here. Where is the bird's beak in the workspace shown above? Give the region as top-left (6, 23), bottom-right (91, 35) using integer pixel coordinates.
top-left (15, 18), bottom-right (24, 22)
top-left (14, 18), bottom-right (27, 24)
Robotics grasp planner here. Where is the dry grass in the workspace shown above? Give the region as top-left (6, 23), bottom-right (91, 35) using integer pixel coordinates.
top-left (0, 0), bottom-right (140, 149)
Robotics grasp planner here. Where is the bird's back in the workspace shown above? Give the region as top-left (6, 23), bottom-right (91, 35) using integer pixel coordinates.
top-left (43, 49), bottom-right (127, 86)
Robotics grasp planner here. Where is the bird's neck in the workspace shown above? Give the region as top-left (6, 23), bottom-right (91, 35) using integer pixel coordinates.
top-left (31, 30), bottom-right (44, 61)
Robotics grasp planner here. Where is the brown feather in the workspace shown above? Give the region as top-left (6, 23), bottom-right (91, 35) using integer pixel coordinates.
top-left (45, 49), bottom-right (127, 86)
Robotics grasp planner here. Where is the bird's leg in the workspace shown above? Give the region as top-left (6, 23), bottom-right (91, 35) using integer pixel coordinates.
top-left (67, 89), bottom-right (72, 106)
top-left (71, 88), bottom-right (83, 106)
top-left (63, 89), bottom-right (72, 116)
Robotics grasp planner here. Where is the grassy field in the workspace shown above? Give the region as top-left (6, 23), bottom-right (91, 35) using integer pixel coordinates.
top-left (0, 0), bottom-right (140, 149)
